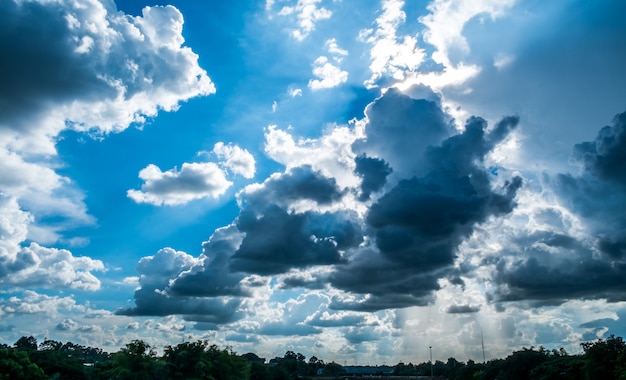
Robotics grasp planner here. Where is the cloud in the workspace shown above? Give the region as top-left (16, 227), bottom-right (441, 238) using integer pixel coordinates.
top-left (330, 101), bottom-right (522, 310)
top-left (167, 225), bottom-right (248, 297)
top-left (490, 110), bottom-right (626, 305)
top-left (127, 162), bottom-right (232, 206)
top-left (0, 0), bottom-right (213, 141)
top-left (56, 318), bottom-right (79, 331)
top-left (308, 56), bottom-right (348, 90)
top-left (419, 0), bottom-right (515, 67)
top-left (446, 304), bottom-right (481, 314)
top-left (277, 0), bottom-right (332, 41)
top-left (231, 205), bottom-right (362, 275)
top-left (116, 247), bottom-right (243, 324)
top-left (240, 165), bottom-right (345, 210)
top-left (0, 0), bottom-right (214, 293)
top-left (264, 123), bottom-right (363, 189)
top-left (360, 0), bottom-right (425, 87)
top-left (212, 142), bottom-right (256, 179)
top-left (354, 155), bottom-right (393, 201)
top-left (0, 290), bottom-right (83, 316)
top-left (0, 195), bottom-right (104, 291)
top-left (120, 86), bottom-right (524, 318)
top-left (352, 87), bottom-right (453, 179)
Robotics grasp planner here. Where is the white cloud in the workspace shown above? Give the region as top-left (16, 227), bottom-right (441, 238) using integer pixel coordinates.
top-left (278, 0), bottom-right (332, 40)
top-left (0, 195), bottom-right (104, 291)
top-left (326, 38), bottom-right (348, 59)
top-left (212, 142), bottom-right (256, 179)
top-left (419, 0), bottom-right (515, 67)
top-left (264, 122), bottom-right (364, 189)
top-left (0, 0), bottom-right (216, 292)
top-left (0, 291), bottom-right (83, 317)
top-left (360, 0), bottom-right (426, 87)
top-left (127, 162), bottom-right (232, 206)
top-left (308, 56), bottom-right (348, 90)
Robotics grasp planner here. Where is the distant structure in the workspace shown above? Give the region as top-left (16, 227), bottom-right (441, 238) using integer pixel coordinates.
top-left (481, 328), bottom-right (486, 364)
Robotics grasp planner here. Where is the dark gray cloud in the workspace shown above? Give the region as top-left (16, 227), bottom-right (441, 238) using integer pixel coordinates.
top-left (329, 113), bottom-right (521, 311)
top-left (0, 1), bottom-right (111, 128)
top-left (167, 226), bottom-right (247, 297)
top-left (231, 206), bottom-right (361, 275)
top-left (231, 167), bottom-right (362, 275)
top-left (353, 87), bottom-right (453, 178)
top-left (115, 247), bottom-right (243, 324)
top-left (242, 165), bottom-right (345, 209)
top-left (571, 110), bottom-right (626, 188)
top-left (354, 155), bottom-right (392, 201)
top-left (491, 110), bottom-right (626, 305)
top-left (446, 304), bottom-right (481, 314)
top-left (279, 272), bottom-right (329, 290)
top-left (258, 322), bottom-right (321, 336)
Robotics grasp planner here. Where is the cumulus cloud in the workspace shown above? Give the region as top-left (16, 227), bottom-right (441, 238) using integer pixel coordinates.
top-left (419, 0), bottom-right (515, 68)
top-left (490, 110), bottom-right (626, 305)
top-left (353, 87), bottom-right (452, 179)
top-left (0, 0), bottom-right (213, 143)
top-left (264, 123), bottom-right (363, 189)
top-left (121, 86), bottom-right (524, 320)
top-left (330, 95), bottom-right (522, 310)
top-left (0, 0), bottom-right (214, 294)
top-left (308, 56), bottom-right (348, 90)
top-left (0, 290), bottom-right (83, 316)
top-left (212, 142), bottom-right (256, 179)
top-left (127, 162), bottom-right (232, 206)
top-left (354, 155), bottom-right (393, 201)
top-left (167, 226), bottom-right (248, 297)
top-left (116, 247), bottom-right (244, 325)
top-left (0, 195), bottom-right (104, 291)
top-left (360, 0), bottom-right (425, 87)
top-left (231, 167), bottom-right (362, 275)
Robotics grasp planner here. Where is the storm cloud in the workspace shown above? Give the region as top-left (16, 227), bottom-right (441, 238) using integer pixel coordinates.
top-left (491, 110), bottom-right (626, 305)
top-left (330, 99), bottom-right (522, 310)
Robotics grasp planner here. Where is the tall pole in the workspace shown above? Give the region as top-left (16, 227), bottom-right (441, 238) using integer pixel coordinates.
top-left (481, 328), bottom-right (486, 364)
top-left (429, 345), bottom-right (433, 378)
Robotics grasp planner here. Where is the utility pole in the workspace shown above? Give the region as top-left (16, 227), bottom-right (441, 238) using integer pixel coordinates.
top-left (429, 345), bottom-right (433, 378)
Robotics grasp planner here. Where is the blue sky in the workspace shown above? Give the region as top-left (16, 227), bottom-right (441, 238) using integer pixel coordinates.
top-left (1, 0), bottom-right (626, 364)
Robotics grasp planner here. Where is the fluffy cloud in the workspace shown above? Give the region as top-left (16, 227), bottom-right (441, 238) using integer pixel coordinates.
top-left (360, 0), bottom-right (426, 87)
top-left (419, 0), bottom-right (515, 67)
top-left (0, 290), bottom-right (83, 317)
top-left (0, 0), bottom-right (214, 293)
top-left (0, 0), bottom-right (213, 144)
top-left (116, 247), bottom-right (244, 325)
top-left (127, 162), bottom-right (232, 206)
top-left (0, 195), bottom-right (104, 291)
top-left (122, 87), bottom-right (522, 320)
top-left (308, 56), bottom-right (348, 90)
top-left (212, 142), bottom-right (256, 179)
top-left (353, 87), bottom-right (453, 179)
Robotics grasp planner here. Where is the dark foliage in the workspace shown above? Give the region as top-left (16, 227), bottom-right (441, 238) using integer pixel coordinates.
top-left (0, 334), bottom-right (625, 379)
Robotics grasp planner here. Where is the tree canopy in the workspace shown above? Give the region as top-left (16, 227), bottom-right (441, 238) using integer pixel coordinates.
top-left (0, 334), bottom-right (625, 379)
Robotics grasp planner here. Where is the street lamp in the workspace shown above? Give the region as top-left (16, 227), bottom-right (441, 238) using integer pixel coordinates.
top-left (429, 346), bottom-right (433, 378)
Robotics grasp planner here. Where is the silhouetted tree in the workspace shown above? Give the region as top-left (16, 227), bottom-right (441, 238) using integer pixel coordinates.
top-left (581, 335), bottom-right (626, 379)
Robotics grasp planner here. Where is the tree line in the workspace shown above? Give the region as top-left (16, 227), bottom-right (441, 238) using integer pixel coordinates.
top-left (1, 334), bottom-right (625, 379)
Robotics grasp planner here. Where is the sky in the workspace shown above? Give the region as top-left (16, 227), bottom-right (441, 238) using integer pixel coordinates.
top-left (1, 0), bottom-right (626, 365)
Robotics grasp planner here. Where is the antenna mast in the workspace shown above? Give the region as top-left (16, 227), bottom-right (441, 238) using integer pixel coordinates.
top-left (481, 328), bottom-right (486, 364)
